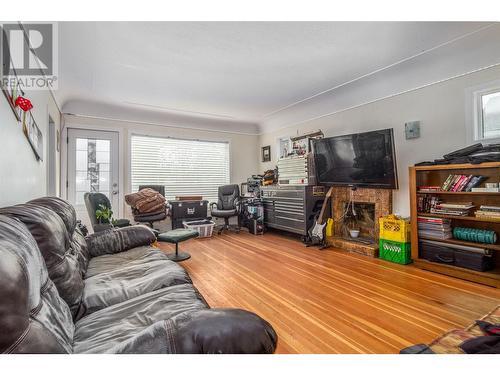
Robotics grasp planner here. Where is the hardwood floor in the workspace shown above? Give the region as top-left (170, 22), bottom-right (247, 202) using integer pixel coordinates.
top-left (158, 230), bottom-right (500, 354)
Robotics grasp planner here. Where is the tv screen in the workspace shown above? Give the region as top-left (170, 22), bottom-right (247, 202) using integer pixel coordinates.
top-left (311, 128), bottom-right (398, 189)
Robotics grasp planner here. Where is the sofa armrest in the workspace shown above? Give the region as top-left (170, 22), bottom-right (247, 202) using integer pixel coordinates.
top-left (86, 225), bottom-right (156, 258)
top-left (108, 308), bottom-right (277, 354)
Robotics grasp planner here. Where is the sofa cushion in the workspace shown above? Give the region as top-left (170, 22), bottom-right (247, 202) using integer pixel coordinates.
top-left (28, 197), bottom-right (90, 273)
top-left (73, 284), bottom-right (207, 353)
top-left (0, 204), bottom-right (84, 317)
top-left (85, 225), bottom-right (156, 258)
top-left (79, 247), bottom-right (192, 317)
top-left (0, 215), bottom-right (74, 353)
top-left (85, 245), bottom-right (164, 278)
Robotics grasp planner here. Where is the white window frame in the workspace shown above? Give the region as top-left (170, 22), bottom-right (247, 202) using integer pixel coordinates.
top-left (466, 79), bottom-right (500, 144)
top-left (129, 133), bottom-right (231, 202)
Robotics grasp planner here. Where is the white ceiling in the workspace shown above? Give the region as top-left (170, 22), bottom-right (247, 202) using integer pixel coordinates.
top-left (57, 21), bottom-right (493, 131)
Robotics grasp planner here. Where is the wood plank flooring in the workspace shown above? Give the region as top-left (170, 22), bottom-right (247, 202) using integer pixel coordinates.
top-left (158, 231), bottom-right (500, 354)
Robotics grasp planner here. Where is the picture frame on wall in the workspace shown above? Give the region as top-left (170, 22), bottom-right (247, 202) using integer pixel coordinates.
top-left (1, 69), bottom-right (24, 121)
top-left (23, 111), bottom-right (44, 161)
top-left (1, 28), bottom-right (24, 121)
top-left (262, 145), bottom-right (271, 162)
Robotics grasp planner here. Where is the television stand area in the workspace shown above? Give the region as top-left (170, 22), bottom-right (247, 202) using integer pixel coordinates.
top-left (409, 162), bottom-right (500, 288)
top-left (327, 186), bottom-right (392, 257)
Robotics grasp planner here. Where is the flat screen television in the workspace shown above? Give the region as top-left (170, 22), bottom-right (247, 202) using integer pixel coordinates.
top-left (311, 128), bottom-right (398, 189)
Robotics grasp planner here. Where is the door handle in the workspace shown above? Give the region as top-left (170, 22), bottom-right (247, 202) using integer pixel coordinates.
top-left (112, 190), bottom-right (119, 195)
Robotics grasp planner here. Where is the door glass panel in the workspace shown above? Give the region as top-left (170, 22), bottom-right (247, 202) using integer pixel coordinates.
top-left (74, 138), bottom-right (111, 203)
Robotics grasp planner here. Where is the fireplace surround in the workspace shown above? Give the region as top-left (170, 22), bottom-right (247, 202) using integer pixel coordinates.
top-left (329, 186), bottom-right (392, 257)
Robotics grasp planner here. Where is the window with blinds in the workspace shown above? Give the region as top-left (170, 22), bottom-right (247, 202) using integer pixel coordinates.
top-left (130, 135), bottom-right (230, 203)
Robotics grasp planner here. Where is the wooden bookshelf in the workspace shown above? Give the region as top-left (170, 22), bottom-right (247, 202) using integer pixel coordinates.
top-left (409, 162), bottom-right (500, 288)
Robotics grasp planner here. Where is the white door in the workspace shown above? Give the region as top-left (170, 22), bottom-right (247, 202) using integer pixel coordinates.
top-left (67, 129), bottom-right (119, 227)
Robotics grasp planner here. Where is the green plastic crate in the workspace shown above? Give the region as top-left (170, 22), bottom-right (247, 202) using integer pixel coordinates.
top-left (379, 239), bottom-right (412, 265)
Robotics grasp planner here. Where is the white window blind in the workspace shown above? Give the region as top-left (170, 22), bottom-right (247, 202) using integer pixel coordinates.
top-left (131, 135), bottom-right (230, 203)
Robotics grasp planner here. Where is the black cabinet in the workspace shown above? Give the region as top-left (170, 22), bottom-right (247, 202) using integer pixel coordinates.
top-left (170, 200), bottom-right (208, 229)
top-left (260, 186), bottom-right (325, 236)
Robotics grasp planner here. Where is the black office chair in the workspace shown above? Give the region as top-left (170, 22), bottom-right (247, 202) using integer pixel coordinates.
top-left (210, 184), bottom-right (241, 234)
top-left (131, 185), bottom-right (168, 228)
top-left (84, 192), bottom-right (130, 233)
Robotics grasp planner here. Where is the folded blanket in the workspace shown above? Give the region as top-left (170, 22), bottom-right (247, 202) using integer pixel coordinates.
top-left (125, 188), bottom-right (166, 214)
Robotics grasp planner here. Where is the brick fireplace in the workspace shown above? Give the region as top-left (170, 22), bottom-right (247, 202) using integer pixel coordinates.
top-left (329, 186), bottom-right (392, 257)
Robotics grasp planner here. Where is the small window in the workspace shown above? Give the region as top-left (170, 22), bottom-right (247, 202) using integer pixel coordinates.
top-left (470, 83), bottom-right (500, 142)
top-left (480, 90), bottom-right (500, 140)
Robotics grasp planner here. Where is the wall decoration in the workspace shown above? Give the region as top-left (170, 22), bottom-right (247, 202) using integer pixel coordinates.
top-left (1, 67), bottom-right (24, 121)
top-left (23, 111), bottom-right (43, 161)
top-left (16, 96), bottom-right (33, 125)
top-left (262, 145), bottom-right (271, 162)
top-left (290, 130), bottom-right (324, 156)
top-left (278, 137), bottom-right (292, 159)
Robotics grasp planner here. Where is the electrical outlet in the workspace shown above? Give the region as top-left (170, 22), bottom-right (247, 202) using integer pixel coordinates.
top-left (405, 121), bottom-right (420, 140)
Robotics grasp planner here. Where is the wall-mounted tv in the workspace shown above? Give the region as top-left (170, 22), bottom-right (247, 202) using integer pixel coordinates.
top-left (311, 128), bottom-right (398, 189)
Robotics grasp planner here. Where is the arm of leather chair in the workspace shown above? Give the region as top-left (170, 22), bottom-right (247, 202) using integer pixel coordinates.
top-left (209, 202), bottom-right (218, 212)
top-left (234, 197), bottom-right (242, 214)
top-left (86, 225), bottom-right (156, 258)
top-left (108, 308), bottom-right (277, 354)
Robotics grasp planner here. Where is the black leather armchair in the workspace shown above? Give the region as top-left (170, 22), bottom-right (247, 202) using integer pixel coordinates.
top-left (131, 185), bottom-right (168, 228)
top-left (210, 184), bottom-right (241, 234)
top-left (84, 192), bottom-right (130, 233)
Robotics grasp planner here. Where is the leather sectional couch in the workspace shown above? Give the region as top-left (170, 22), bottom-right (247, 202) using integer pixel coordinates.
top-left (0, 197), bottom-right (277, 354)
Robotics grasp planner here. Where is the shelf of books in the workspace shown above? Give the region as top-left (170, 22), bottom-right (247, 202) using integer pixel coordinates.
top-left (409, 162), bottom-right (500, 288)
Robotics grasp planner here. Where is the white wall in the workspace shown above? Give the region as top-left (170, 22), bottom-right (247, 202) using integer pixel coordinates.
top-left (0, 90), bottom-right (61, 206)
top-left (258, 64), bottom-right (500, 217)
top-left (62, 115), bottom-right (259, 222)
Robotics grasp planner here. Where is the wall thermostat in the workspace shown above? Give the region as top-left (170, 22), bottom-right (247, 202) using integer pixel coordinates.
top-left (405, 121), bottom-right (420, 140)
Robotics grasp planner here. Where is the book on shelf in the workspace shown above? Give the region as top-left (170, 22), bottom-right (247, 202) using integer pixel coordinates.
top-left (420, 200), bottom-right (475, 216)
top-left (474, 205), bottom-right (500, 219)
top-left (439, 174), bottom-right (487, 192)
top-left (464, 176), bottom-right (487, 192)
top-left (417, 216), bottom-right (451, 224)
top-left (479, 205), bottom-right (500, 212)
top-left (441, 174), bottom-right (455, 191)
top-left (475, 210), bottom-right (500, 217)
top-left (436, 202), bottom-right (474, 209)
top-left (417, 195), bottom-right (442, 213)
top-left (430, 208), bottom-right (469, 216)
top-left (417, 186), bottom-right (442, 193)
top-left (417, 216), bottom-right (452, 239)
top-left (471, 187), bottom-right (500, 192)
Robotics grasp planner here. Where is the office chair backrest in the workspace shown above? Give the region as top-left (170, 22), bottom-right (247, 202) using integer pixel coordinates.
top-left (84, 192), bottom-right (112, 225)
top-left (218, 184), bottom-right (240, 210)
top-left (139, 185), bottom-right (165, 197)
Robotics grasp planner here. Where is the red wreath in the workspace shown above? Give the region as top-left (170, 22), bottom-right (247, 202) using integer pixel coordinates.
top-left (15, 96), bottom-right (33, 112)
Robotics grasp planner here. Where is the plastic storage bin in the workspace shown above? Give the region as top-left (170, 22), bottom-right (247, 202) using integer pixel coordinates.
top-left (183, 219), bottom-right (215, 238)
top-left (379, 214), bottom-right (411, 242)
top-left (379, 239), bottom-right (412, 265)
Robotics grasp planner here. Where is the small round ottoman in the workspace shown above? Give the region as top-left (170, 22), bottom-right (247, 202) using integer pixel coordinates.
top-left (157, 228), bottom-right (199, 262)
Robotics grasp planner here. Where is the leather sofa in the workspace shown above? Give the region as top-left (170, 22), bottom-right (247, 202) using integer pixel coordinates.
top-left (0, 197), bottom-right (277, 354)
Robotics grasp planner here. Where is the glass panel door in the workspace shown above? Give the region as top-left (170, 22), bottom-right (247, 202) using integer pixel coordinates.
top-left (67, 129), bottom-right (119, 228)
